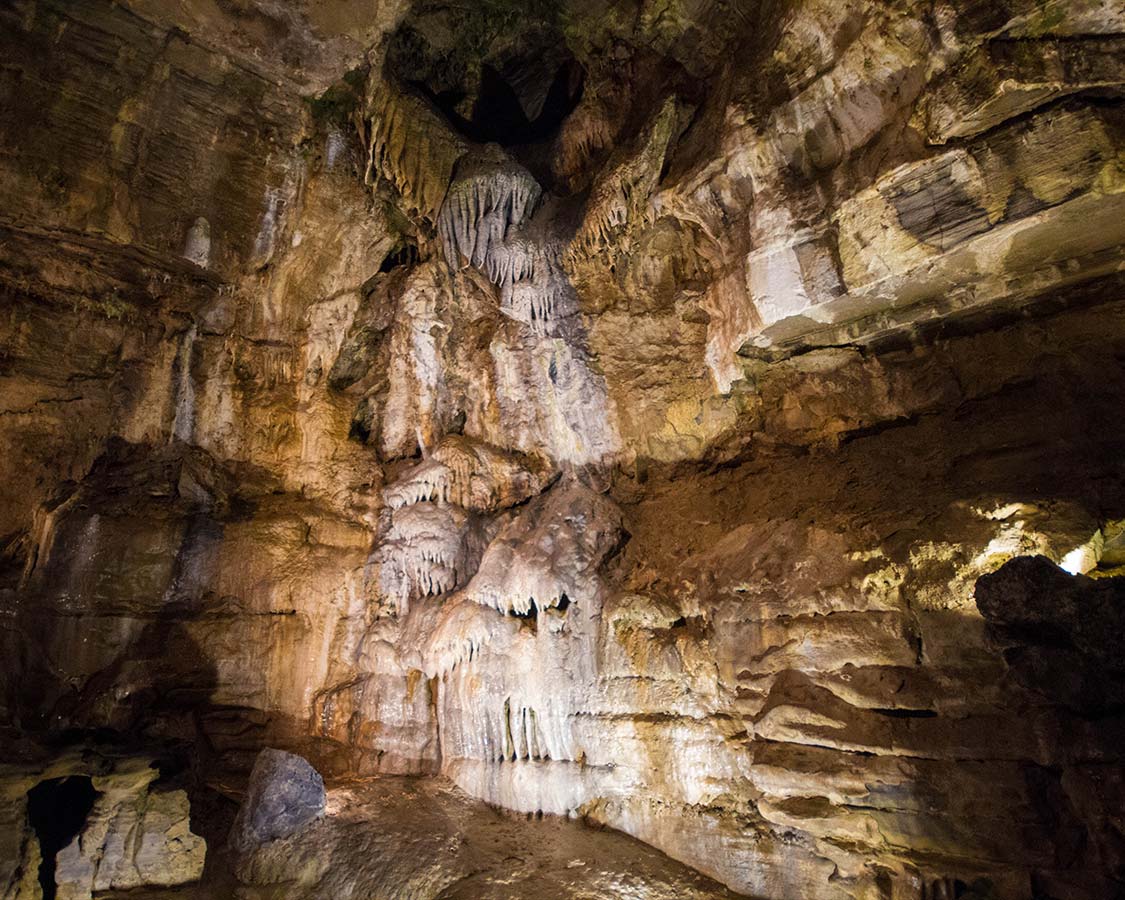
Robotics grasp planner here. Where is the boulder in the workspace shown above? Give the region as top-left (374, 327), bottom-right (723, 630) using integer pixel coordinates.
top-left (230, 750), bottom-right (326, 852)
top-left (975, 556), bottom-right (1125, 715)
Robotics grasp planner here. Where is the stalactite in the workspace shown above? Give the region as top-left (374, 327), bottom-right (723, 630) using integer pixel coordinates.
top-left (375, 502), bottom-right (470, 615)
top-left (431, 633), bottom-right (563, 767)
top-left (484, 236), bottom-right (541, 287)
top-left (169, 323), bottom-right (197, 445)
top-left (380, 261), bottom-right (448, 461)
top-left (508, 701), bottom-right (553, 762)
top-left (502, 271), bottom-right (572, 336)
top-left (365, 77), bottom-right (468, 222)
top-left (463, 483), bottom-right (623, 617)
top-left (553, 94), bottom-right (616, 190)
top-left (566, 96), bottom-right (683, 267)
top-left (384, 436), bottom-right (550, 515)
top-left (475, 225), bottom-right (570, 335)
top-left (423, 603), bottom-right (499, 679)
top-left (436, 147), bottom-right (542, 272)
top-left (437, 440), bottom-right (477, 508)
top-left (472, 579), bottom-right (568, 617)
top-left (383, 459), bottom-right (455, 510)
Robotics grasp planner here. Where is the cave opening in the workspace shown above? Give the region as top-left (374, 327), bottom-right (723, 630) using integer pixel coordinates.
top-left (384, 1), bottom-right (583, 158)
top-left (379, 239), bottom-right (420, 273)
top-left (415, 60), bottom-right (584, 149)
top-left (26, 776), bottom-right (99, 900)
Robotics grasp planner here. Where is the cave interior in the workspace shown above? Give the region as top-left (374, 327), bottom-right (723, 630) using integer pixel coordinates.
top-left (1, 0), bottom-right (1125, 898)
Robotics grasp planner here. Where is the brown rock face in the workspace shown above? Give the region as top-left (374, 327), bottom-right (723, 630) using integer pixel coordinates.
top-left (2, 0), bottom-right (1125, 897)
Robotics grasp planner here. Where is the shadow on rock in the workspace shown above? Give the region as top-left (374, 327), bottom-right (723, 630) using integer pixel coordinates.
top-left (975, 555), bottom-right (1125, 716)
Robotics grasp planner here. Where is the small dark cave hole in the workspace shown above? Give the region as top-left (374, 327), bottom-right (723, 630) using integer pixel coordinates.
top-left (150, 752), bottom-right (190, 786)
top-left (348, 413), bottom-right (372, 444)
top-left (872, 707), bottom-right (938, 719)
top-left (27, 776), bottom-right (99, 900)
top-left (379, 240), bottom-right (419, 273)
top-left (555, 593), bottom-right (571, 612)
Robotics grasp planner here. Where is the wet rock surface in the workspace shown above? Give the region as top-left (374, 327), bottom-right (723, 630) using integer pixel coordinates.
top-left (230, 776), bottom-right (744, 900)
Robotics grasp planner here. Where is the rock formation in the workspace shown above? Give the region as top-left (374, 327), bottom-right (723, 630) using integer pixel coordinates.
top-left (230, 749), bottom-right (327, 853)
top-left (1, 751), bottom-right (205, 900)
top-left (1, 0), bottom-right (1124, 897)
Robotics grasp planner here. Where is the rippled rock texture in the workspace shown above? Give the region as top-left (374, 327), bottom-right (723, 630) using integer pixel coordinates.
top-left (2, 0), bottom-right (1125, 897)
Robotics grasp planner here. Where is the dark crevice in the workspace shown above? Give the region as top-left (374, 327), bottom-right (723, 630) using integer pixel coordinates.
top-left (348, 406), bottom-right (373, 444)
top-left (837, 414), bottom-right (923, 445)
top-left (871, 707), bottom-right (938, 719)
top-left (379, 240), bottom-right (419, 273)
top-left (27, 776), bottom-right (99, 900)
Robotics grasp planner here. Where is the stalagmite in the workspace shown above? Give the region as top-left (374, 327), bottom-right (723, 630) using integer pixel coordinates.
top-left (182, 217), bottom-right (211, 268)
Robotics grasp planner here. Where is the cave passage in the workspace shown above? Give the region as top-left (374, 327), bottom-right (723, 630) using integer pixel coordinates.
top-left (26, 776), bottom-right (99, 900)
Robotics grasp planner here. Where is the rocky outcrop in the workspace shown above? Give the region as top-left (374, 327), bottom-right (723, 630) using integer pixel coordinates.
top-left (1, 751), bottom-right (205, 900)
top-left (55, 782), bottom-right (205, 899)
top-left (976, 556), bottom-right (1125, 715)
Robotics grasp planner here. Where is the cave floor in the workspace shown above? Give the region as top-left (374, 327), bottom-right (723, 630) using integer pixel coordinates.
top-left (115, 775), bottom-right (745, 899)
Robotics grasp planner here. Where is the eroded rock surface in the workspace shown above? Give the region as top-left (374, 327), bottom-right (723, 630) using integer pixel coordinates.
top-left (233, 776), bottom-right (742, 900)
top-left (0, 750), bottom-right (206, 900)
